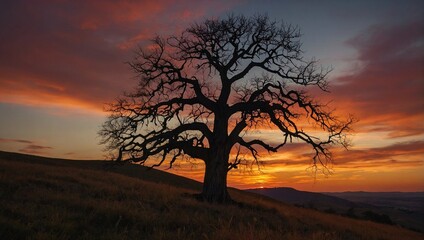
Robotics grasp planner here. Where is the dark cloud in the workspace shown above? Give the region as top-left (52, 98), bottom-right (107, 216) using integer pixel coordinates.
top-left (0, 138), bottom-right (32, 144)
top-left (334, 140), bottom-right (424, 167)
top-left (19, 144), bottom-right (53, 155)
top-left (0, 138), bottom-right (52, 154)
top-left (331, 21), bottom-right (424, 136)
top-left (0, 0), bottom-right (237, 110)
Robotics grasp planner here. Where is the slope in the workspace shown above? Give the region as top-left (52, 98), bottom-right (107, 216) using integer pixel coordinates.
top-left (0, 151), bottom-right (422, 240)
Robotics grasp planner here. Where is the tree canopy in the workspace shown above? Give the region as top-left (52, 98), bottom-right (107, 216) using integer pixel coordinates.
top-left (100, 15), bottom-right (353, 203)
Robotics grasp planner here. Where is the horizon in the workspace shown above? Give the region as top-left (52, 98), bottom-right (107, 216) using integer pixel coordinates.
top-left (0, 1), bottom-right (423, 192)
top-left (2, 149), bottom-right (423, 194)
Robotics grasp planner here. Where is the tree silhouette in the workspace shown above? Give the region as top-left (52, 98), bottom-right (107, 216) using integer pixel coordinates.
top-left (100, 15), bottom-right (353, 203)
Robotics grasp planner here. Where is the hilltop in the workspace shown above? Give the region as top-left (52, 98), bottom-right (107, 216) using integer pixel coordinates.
top-left (0, 151), bottom-right (422, 240)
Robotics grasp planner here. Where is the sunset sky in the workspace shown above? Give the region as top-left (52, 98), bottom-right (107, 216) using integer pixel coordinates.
top-left (1, 0), bottom-right (423, 192)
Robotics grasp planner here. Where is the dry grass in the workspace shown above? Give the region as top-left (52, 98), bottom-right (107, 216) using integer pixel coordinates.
top-left (0, 152), bottom-right (422, 240)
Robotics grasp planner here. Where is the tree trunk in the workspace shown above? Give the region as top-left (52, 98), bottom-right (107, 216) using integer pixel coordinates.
top-left (201, 101), bottom-right (231, 203)
top-left (201, 149), bottom-right (231, 203)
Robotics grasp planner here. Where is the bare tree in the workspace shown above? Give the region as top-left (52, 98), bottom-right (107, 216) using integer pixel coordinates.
top-left (99, 15), bottom-right (353, 203)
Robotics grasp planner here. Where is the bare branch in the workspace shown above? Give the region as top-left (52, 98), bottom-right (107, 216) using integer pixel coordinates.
top-left (100, 14), bottom-right (354, 203)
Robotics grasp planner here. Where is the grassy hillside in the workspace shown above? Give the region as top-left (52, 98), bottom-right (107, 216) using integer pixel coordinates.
top-left (0, 151), bottom-right (422, 240)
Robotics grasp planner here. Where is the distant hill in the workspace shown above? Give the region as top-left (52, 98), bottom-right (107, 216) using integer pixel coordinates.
top-left (325, 191), bottom-right (424, 233)
top-left (247, 187), bottom-right (424, 232)
top-left (247, 187), bottom-right (359, 210)
top-left (1, 151), bottom-right (422, 240)
top-left (324, 192), bottom-right (424, 212)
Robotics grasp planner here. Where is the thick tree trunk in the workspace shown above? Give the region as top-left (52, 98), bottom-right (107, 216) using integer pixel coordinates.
top-left (201, 149), bottom-right (231, 203)
top-left (201, 101), bottom-right (232, 203)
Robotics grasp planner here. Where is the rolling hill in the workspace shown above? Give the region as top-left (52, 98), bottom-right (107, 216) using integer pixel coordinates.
top-left (248, 187), bottom-right (424, 232)
top-left (0, 151), bottom-right (422, 240)
top-left (247, 187), bottom-right (359, 210)
top-left (325, 191), bottom-right (424, 232)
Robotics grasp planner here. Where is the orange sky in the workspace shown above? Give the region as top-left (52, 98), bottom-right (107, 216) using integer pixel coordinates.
top-left (0, 0), bottom-right (423, 192)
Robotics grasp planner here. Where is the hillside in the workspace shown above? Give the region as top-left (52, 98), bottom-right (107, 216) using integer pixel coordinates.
top-left (0, 151), bottom-right (422, 240)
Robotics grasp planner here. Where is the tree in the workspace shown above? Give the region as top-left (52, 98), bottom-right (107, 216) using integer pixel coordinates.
top-left (100, 15), bottom-right (353, 203)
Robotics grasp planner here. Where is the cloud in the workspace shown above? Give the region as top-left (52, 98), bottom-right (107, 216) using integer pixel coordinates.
top-left (0, 138), bottom-right (53, 155)
top-left (0, 138), bottom-right (32, 144)
top-left (0, 0), bottom-right (238, 111)
top-left (330, 20), bottom-right (424, 137)
top-left (234, 139), bottom-right (424, 181)
top-left (19, 144), bottom-right (53, 155)
top-left (333, 140), bottom-right (424, 167)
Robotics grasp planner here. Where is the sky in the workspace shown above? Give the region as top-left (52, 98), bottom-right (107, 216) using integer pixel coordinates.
top-left (0, 0), bottom-right (423, 192)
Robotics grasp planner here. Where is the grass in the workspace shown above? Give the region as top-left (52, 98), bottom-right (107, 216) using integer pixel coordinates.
top-left (0, 151), bottom-right (422, 240)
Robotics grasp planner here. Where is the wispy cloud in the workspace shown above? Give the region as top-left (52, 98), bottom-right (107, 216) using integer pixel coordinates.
top-left (333, 141), bottom-right (424, 168)
top-left (19, 144), bottom-right (53, 155)
top-left (0, 138), bottom-right (53, 155)
top-left (0, 138), bottom-right (32, 144)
